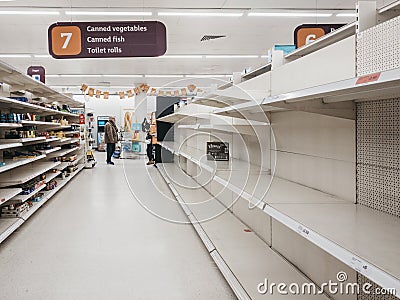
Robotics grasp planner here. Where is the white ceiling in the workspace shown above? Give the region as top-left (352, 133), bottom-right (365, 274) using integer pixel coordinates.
top-left (0, 0), bottom-right (358, 93)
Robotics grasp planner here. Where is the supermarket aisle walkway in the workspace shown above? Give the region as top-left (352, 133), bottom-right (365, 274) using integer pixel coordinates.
top-left (0, 155), bottom-right (235, 300)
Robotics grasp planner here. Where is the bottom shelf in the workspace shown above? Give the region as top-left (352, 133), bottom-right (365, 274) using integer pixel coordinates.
top-left (0, 164), bottom-right (84, 244)
top-left (157, 163), bottom-right (328, 300)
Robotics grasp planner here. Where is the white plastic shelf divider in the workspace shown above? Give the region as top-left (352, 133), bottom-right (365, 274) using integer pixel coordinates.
top-left (20, 120), bottom-right (61, 127)
top-left (0, 188), bottom-right (22, 204)
top-left (48, 147), bottom-right (79, 157)
top-left (37, 147), bottom-right (61, 155)
top-left (0, 154), bottom-right (46, 174)
top-left (0, 123), bottom-right (22, 128)
top-left (0, 142), bottom-right (23, 151)
top-left (44, 171), bottom-right (61, 183)
top-left (58, 138), bottom-right (71, 143)
top-left (0, 161), bottom-right (61, 187)
top-left (241, 63), bottom-right (272, 81)
top-left (46, 137), bottom-right (61, 143)
top-left (64, 131), bottom-right (80, 135)
top-left (55, 162), bottom-right (70, 170)
top-left (10, 183), bottom-right (47, 202)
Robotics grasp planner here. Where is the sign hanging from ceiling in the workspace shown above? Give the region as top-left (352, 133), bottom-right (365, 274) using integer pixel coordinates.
top-left (48, 21), bottom-right (167, 59)
top-left (27, 66), bottom-right (46, 83)
top-left (294, 24), bottom-right (345, 48)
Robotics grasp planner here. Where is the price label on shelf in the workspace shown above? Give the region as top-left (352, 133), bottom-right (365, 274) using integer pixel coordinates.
top-left (356, 72), bottom-right (381, 85)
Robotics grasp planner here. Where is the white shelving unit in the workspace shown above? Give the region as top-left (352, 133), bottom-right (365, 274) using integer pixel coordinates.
top-left (0, 188), bottom-right (22, 204)
top-left (0, 164), bottom-right (84, 244)
top-left (0, 161), bottom-right (61, 187)
top-left (0, 154), bottom-right (46, 174)
top-left (0, 58), bottom-right (85, 243)
top-left (10, 183), bottom-right (47, 203)
top-left (48, 147), bottom-right (79, 157)
top-left (38, 147), bottom-right (61, 155)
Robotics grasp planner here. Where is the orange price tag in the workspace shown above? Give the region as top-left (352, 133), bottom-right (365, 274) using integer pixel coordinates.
top-left (356, 73), bottom-right (381, 85)
top-left (50, 25), bottom-right (82, 56)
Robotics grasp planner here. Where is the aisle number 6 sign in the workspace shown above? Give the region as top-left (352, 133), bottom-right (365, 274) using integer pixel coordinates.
top-left (50, 25), bottom-right (82, 56)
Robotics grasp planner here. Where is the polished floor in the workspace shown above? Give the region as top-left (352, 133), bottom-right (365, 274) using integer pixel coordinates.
top-left (0, 153), bottom-right (235, 300)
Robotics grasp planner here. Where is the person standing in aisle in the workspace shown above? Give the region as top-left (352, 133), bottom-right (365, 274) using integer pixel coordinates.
top-left (145, 131), bottom-right (154, 165)
top-left (104, 116), bottom-right (118, 165)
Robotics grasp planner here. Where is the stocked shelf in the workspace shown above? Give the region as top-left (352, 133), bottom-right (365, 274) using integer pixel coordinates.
top-left (64, 131), bottom-right (80, 135)
top-left (0, 96), bottom-right (79, 117)
top-left (0, 188), bottom-right (22, 204)
top-left (285, 22), bottom-right (356, 61)
top-left (10, 183), bottom-right (46, 203)
top-left (0, 154), bottom-right (46, 174)
top-left (0, 164), bottom-right (84, 244)
top-left (0, 161), bottom-right (61, 187)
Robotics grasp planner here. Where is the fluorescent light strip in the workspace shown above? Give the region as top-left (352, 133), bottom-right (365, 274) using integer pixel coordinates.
top-left (106, 75), bottom-right (144, 78)
top-left (205, 55), bottom-right (259, 58)
top-left (158, 12), bottom-right (243, 17)
top-left (336, 13), bottom-right (357, 17)
top-left (65, 11), bottom-right (152, 16)
top-left (0, 10), bottom-right (59, 15)
top-left (163, 55), bottom-right (203, 59)
top-left (145, 75), bottom-right (185, 78)
top-left (248, 12), bottom-right (332, 17)
top-left (33, 54), bottom-right (52, 58)
top-left (60, 74), bottom-right (103, 78)
top-left (185, 74), bottom-right (229, 78)
top-left (0, 54), bottom-right (31, 58)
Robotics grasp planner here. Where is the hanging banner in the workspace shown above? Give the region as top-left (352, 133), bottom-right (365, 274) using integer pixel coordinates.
top-left (48, 21), bottom-right (167, 59)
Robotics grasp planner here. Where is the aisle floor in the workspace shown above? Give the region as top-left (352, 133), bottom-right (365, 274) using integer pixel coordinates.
top-left (0, 154), bottom-right (235, 300)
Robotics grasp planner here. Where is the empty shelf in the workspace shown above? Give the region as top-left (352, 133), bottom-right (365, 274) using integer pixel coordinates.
top-left (0, 188), bottom-right (22, 204)
top-left (0, 154), bottom-right (46, 174)
top-left (0, 161), bottom-right (61, 187)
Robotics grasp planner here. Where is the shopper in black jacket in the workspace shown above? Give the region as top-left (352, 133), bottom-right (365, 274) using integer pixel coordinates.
top-left (104, 116), bottom-right (118, 165)
top-left (145, 132), bottom-right (154, 165)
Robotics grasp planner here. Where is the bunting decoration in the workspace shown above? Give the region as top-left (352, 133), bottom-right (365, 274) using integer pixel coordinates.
top-left (81, 83), bottom-right (203, 99)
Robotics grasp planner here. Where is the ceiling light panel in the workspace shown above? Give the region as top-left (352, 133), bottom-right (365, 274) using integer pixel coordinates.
top-left (0, 10), bottom-right (59, 15)
top-left (0, 54), bottom-right (31, 58)
top-left (158, 12), bottom-right (243, 17)
top-left (145, 75), bottom-right (185, 78)
top-left (205, 55), bottom-right (259, 58)
top-left (248, 12), bottom-right (332, 17)
top-left (65, 11), bottom-right (152, 16)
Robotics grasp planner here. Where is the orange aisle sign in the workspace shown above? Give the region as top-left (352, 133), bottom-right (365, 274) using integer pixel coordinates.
top-left (294, 24), bottom-right (345, 48)
top-left (48, 21), bottom-right (166, 59)
top-left (50, 25), bottom-right (82, 56)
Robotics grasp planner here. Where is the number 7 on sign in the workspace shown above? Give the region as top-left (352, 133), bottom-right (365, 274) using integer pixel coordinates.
top-left (61, 32), bottom-right (73, 49)
top-left (50, 25), bottom-right (82, 56)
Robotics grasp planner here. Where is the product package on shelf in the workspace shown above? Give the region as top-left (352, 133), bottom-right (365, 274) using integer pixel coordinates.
top-left (1, 202), bottom-right (30, 218)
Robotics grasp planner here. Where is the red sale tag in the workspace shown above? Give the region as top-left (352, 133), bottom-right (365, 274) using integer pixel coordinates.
top-left (79, 114), bottom-right (85, 124)
top-left (356, 72), bottom-right (381, 85)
